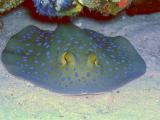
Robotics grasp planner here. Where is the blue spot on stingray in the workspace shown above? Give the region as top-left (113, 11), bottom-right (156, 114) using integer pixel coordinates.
top-left (22, 36), bottom-right (27, 39)
top-left (22, 59), bottom-right (27, 62)
top-left (19, 39), bottom-right (25, 42)
top-left (66, 67), bottom-right (69, 71)
top-left (75, 72), bottom-right (79, 77)
top-left (26, 36), bottom-right (31, 39)
top-left (34, 60), bottom-right (39, 64)
top-left (48, 66), bottom-right (53, 71)
top-left (86, 72), bottom-right (90, 77)
top-left (44, 72), bottom-right (49, 78)
top-left (70, 36), bottom-right (74, 41)
top-left (112, 59), bottom-right (116, 62)
top-left (109, 68), bottom-right (113, 71)
top-left (61, 77), bottom-right (66, 81)
top-left (16, 49), bottom-right (21, 53)
top-left (121, 59), bottom-right (125, 63)
top-left (16, 61), bottom-right (20, 65)
top-left (95, 70), bottom-right (99, 74)
top-left (28, 49), bottom-right (33, 53)
top-left (67, 77), bottom-right (71, 81)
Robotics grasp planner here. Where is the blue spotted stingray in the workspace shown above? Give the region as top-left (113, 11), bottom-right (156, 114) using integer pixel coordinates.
top-left (1, 24), bottom-right (146, 94)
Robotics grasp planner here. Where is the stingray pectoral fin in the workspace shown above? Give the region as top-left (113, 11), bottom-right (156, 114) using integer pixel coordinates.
top-left (1, 25), bottom-right (47, 77)
top-left (1, 50), bottom-right (23, 76)
top-left (3, 25), bottom-right (40, 51)
top-left (113, 36), bottom-right (146, 79)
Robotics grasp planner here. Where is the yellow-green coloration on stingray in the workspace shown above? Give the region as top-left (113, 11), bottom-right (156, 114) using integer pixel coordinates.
top-left (1, 24), bottom-right (146, 94)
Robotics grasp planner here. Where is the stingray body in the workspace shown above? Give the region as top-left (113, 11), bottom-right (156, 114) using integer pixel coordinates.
top-left (2, 24), bottom-right (146, 94)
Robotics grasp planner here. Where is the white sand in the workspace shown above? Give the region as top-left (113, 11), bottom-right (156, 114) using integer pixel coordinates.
top-left (0, 8), bottom-right (159, 120)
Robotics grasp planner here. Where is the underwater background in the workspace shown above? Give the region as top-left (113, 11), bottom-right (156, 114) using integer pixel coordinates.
top-left (0, 8), bottom-right (160, 120)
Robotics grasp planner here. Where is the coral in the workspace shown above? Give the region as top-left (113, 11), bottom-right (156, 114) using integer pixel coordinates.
top-left (1, 0), bottom-right (159, 19)
top-left (126, 0), bottom-right (160, 15)
top-left (33, 0), bottom-right (83, 16)
top-left (32, 0), bottom-right (133, 17)
top-left (79, 0), bottom-right (133, 15)
top-left (0, 0), bottom-right (24, 13)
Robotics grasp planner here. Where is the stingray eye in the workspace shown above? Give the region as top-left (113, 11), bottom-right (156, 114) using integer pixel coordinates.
top-left (88, 53), bottom-right (98, 66)
top-left (61, 52), bottom-right (75, 65)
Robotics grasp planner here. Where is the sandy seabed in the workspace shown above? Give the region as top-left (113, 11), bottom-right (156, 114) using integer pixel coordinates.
top-left (0, 8), bottom-right (159, 120)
